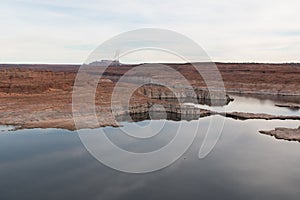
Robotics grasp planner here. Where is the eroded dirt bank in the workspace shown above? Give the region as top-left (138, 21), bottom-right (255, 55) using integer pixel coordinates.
top-left (0, 63), bottom-right (299, 133)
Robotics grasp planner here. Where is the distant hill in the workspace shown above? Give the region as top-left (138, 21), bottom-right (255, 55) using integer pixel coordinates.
top-left (87, 60), bottom-right (121, 67)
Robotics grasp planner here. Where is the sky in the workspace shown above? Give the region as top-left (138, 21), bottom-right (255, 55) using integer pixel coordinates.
top-left (0, 0), bottom-right (299, 64)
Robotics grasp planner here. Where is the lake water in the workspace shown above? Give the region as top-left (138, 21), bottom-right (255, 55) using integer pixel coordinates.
top-left (0, 95), bottom-right (299, 200)
top-left (186, 94), bottom-right (300, 116)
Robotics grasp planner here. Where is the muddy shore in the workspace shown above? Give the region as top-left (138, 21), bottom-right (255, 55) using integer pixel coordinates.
top-left (0, 63), bottom-right (299, 141)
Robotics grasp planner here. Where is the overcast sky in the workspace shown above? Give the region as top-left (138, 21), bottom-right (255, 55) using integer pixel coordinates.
top-left (0, 0), bottom-right (299, 64)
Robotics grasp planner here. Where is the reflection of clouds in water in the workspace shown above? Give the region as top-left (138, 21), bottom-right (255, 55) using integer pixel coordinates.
top-left (80, 119), bottom-right (199, 173)
top-left (188, 95), bottom-right (300, 116)
top-left (198, 117), bottom-right (300, 198)
top-left (104, 120), bottom-right (181, 153)
top-left (0, 129), bottom-right (167, 200)
top-left (1, 118), bottom-right (300, 199)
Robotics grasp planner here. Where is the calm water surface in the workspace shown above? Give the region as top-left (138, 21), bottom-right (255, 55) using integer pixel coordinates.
top-left (187, 94), bottom-right (300, 116)
top-left (0, 96), bottom-right (299, 200)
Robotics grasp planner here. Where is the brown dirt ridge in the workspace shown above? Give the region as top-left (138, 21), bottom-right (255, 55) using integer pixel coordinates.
top-left (0, 63), bottom-right (299, 140)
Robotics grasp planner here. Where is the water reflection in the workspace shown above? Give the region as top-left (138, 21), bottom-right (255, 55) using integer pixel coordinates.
top-left (0, 125), bottom-right (15, 132)
top-left (0, 95), bottom-right (300, 200)
top-left (0, 117), bottom-right (300, 200)
top-left (189, 94), bottom-right (300, 116)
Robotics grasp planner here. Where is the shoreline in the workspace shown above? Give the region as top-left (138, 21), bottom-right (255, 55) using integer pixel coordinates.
top-left (0, 63), bottom-right (299, 142)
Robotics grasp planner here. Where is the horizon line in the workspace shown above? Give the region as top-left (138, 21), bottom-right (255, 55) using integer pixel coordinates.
top-left (1, 61), bottom-right (300, 65)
